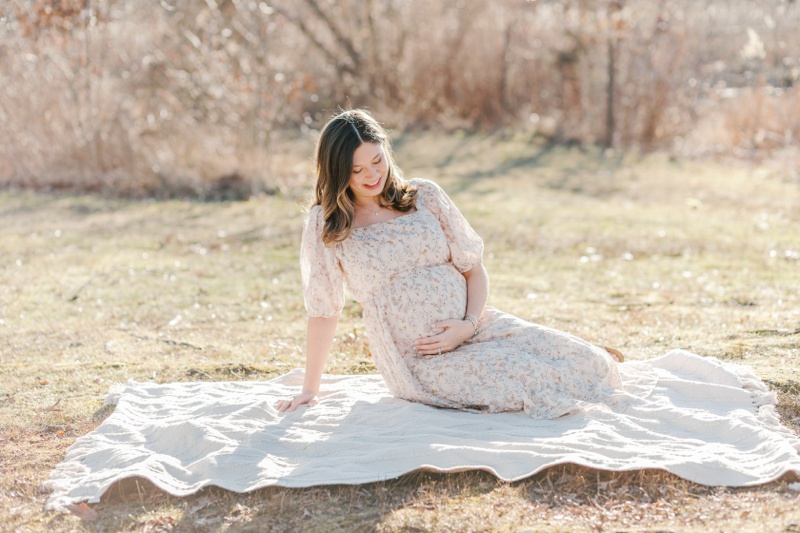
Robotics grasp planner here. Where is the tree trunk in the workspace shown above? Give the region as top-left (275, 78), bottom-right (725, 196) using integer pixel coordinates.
top-left (605, 33), bottom-right (616, 149)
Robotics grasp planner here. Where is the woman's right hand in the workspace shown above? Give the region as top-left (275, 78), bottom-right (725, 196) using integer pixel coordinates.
top-left (275, 390), bottom-right (318, 413)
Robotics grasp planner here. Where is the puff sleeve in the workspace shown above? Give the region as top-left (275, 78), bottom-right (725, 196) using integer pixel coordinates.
top-left (300, 205), bottom-right (345, 317)
top-left (415, 178), bottom-right (484, 272)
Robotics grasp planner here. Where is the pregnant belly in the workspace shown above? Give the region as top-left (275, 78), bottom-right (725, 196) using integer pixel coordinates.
top-left (372, 264), bottom-right (467, 355)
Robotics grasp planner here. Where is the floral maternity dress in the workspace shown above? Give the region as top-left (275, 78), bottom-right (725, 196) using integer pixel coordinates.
top-left (301, 178), bottom-right (622, 419)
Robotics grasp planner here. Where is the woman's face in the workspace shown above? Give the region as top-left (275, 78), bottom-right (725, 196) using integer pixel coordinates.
top-left (348, 142), bottom-right (388, 205)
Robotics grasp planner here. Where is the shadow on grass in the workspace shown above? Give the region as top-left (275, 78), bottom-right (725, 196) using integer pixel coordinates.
top-left (61, 463), bottom-right (800, 531)
top-left (396, 132), bottom-right (630, 200)
top-left (59, 471), bottom-right (491, 531)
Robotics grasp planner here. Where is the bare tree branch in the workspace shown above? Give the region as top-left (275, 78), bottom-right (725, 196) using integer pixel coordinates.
top-left (300, 0), bottom-right (363, 71)
top-left (271, 4), bottom-right (357, 77)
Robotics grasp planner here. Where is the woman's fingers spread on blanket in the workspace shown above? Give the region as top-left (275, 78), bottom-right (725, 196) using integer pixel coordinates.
top-left (275, 399), bottom-right (292, 412)
top-left (275, 393), bottom-right (317, 413)
top-left (277, 398), bottom-right (302, 413)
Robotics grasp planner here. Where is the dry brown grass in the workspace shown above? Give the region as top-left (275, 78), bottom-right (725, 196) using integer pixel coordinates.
top-left (1, 136), bottom-right (799, 531)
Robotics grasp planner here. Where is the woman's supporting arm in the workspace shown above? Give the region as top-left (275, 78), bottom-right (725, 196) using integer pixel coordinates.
top-left (275, 315), bottom-right (338, 412)
top-left (302, 316), bottom-right (339, 393)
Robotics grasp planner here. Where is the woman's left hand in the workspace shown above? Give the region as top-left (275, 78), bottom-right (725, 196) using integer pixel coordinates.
top-left (413, 319), bottom-right (475, 355)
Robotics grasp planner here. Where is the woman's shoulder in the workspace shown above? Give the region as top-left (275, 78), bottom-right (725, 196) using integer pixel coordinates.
top-left (303, 204), bottom-right (325, 229)
top-left (406, 177), bottom-right (444, 198)
top-left (306, 203), bottom-right (324, 217)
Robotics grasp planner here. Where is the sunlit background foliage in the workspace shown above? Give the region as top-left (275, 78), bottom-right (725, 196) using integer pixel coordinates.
top-left (1, 0), bottom-right (799, 197)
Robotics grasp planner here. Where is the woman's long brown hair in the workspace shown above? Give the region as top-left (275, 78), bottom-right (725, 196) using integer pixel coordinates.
top-left (314, 109), bottom-right (416, 245)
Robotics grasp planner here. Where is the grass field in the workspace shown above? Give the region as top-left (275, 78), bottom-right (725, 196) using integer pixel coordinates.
top-left (1, 133), bottom-right (799, 531)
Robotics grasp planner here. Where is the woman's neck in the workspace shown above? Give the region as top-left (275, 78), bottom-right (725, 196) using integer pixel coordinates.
top-left (354, 197), bottom-right (382, 211)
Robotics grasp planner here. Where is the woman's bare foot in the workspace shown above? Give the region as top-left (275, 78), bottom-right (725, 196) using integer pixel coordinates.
top-left (603, 346), bottom-right (625, 363)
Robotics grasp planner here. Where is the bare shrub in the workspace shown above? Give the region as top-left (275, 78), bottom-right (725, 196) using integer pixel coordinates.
top-left (1, 0), bottom-right (799, 196)
top-left (0, 1), bottom-right (298, 197)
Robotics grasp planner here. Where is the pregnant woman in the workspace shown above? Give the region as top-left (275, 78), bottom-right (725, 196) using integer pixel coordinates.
top-left (43, 113), bottom-right (799, 513)
top-left (276, 109), bottom-right (625, 418)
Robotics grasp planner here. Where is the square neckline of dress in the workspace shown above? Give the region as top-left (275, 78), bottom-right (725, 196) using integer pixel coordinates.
top-left (350, 206), bottom-right (421, 231)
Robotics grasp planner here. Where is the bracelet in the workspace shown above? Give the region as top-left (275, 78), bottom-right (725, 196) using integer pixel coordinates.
top-left (302, 389), bottom-right (317, 395)
top-left (464, 314), bottom-right (478, 332)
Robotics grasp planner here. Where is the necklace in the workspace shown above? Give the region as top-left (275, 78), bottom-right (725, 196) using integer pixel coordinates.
top-left (360, 204), bottom-right (382, 216)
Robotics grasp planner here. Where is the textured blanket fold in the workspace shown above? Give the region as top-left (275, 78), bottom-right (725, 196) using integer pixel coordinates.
top-left (45, 350), bottom-right (800, 511)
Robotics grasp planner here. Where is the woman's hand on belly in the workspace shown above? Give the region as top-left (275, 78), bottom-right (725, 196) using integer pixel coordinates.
top-left (412, 318), bottom-right (476, 355)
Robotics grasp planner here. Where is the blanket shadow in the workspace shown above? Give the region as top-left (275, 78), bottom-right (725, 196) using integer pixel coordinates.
top-left (73, 465), bottom-right (800, 531)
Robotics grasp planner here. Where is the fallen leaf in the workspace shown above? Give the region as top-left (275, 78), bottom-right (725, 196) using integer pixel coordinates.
top-left (67, 502), bottom-right (98, 522)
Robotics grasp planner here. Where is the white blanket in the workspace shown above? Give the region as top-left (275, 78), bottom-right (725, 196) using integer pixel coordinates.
top-left (46, 350), bottom-right (800, 511)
